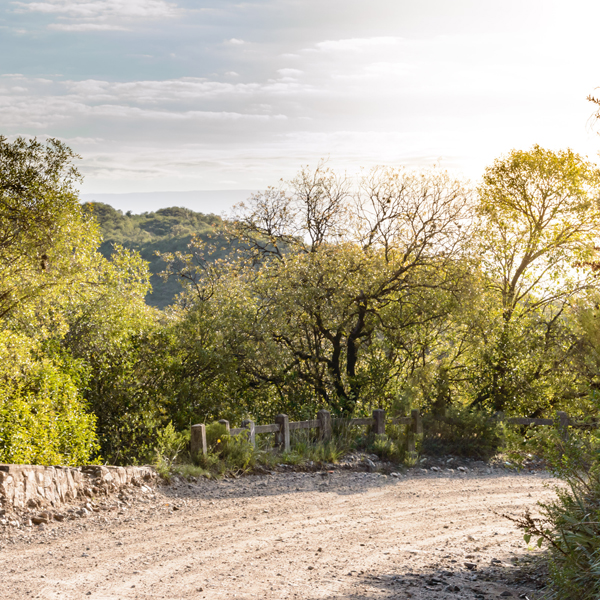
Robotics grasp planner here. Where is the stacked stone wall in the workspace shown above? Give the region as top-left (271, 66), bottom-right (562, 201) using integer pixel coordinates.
top-left (0, 464), bottom-right (156, 511)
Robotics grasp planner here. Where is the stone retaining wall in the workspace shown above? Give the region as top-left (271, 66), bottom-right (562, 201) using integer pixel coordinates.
top-left (0, 464), bottom-right (156, 511)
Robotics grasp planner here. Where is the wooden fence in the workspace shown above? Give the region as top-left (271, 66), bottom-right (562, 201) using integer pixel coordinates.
top-left (190, 408), bottom-right (422, 457)
top-left (190, 409), bottom-right (575, 458)
top-left (493, 411), bottom-right (570, 442)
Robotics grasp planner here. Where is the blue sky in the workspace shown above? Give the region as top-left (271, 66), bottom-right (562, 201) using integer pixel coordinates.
top-left (2, 0), bottom-right (600, 213)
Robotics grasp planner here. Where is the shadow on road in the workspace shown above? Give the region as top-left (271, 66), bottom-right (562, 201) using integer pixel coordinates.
top-left (305, 555), bottom-right (547, 600)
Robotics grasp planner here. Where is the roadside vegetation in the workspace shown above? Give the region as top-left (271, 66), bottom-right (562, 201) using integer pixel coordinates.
top-left (507, 420), bottom-right (600, 600)
top-left (155, 419), bottom-right (415, 481)
top-left (3, 135), bottom-right (600, 596)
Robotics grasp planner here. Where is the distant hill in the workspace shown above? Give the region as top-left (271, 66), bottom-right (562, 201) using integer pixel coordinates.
top-left (80, 189), bottom-right (253, 215)
top-left (82, 202), bottom-right (230, 308)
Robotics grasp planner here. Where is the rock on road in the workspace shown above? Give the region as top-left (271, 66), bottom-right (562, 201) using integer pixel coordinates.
top-left (0, 468), bottom-right (555, 599)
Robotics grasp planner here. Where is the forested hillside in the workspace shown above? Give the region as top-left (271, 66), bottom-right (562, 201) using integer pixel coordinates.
top-left (81, 202), bottom-right (229, 308)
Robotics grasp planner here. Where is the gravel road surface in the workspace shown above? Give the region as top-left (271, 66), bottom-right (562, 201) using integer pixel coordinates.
top-left (0, 466), bottom-right (555, 599)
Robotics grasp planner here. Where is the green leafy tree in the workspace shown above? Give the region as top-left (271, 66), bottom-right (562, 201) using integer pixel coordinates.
top-left (163, 163), bottom-right (473, 417)
top-left (472, 146), bottom-right (600, 413)
top-left (0, 136), bottom-right (100, 321)
top-left (0, 136), bottom-right (153, 465)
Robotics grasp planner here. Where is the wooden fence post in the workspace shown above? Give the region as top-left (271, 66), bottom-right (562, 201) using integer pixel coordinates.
top-left (317, 410), bottom-right (332, 442)
top-left (241, 419), bottom-right (256, 448)
top-left (556, 411), bottom-right (569, 442)
top-left (218, 419), bottom-right (230, 434)
top-left (371, 409), bottom-right (386, 435)
top-left (275, 414), bottom-right (290, 452)
top-left (190, 424), bottom-right (207, 457)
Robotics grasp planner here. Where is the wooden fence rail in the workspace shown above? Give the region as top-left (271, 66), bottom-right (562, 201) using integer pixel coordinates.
top-left (190, 408), bottom-right (575, 458)
top-left (190, 408), bottom-right (422, 457)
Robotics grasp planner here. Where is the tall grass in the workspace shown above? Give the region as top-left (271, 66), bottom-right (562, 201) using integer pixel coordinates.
top-left (156, 418), bottom-right (419, 479)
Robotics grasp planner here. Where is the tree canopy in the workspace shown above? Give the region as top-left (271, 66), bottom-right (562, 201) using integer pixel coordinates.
top-left (0, 136), bottom-right (97, 320)
top-left (469, 146), bottom-right (600, 413)
top-left (0, 137), bottom-right (152, 465)
top-left (3, 139), bottom-right (600, 466)
top-left (477, 145), bottom-right (600, 322)
top-left (163, 163), bottom-right (474, 416)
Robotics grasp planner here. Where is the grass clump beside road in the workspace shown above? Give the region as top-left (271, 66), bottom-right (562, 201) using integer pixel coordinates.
top-left (154, 421), bottom-right (256, 480)
top-left (154, 418), bottom-right (419, 480)
top-left (154, 408), bottom-right (542, 482)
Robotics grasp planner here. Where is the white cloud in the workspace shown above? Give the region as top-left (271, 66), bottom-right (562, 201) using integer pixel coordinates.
top-left (13, 0), bottom-right (180, 30)
top-left (227, 38), bottom-right (245, 45)
top-left (59, 77), bottom-right (314, 105)
top-left (49, 22), bottom-right (129, 30)
top-left (312, 36), bottom-right (401, 53)
top-left (0, 75), bottom-right (293, 131)
top-left (277, 68), bottom-right (303, 78)
top-left (61, 136), bottom-right (105, 144)
top-left (13, 0), bottom-right (178, 18)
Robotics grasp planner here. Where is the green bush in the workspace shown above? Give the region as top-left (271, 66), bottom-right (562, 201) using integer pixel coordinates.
top-left (362, 423), bottom-right (412, 463)
top-left (515, 426), bottom-right (600, 600)
top-left (370, 433), bottom-right (405, 463)
top-left (283, 427), bottom-right (351, 465)
top-left (0, 357), bottom-right (99, 466)
top-left (191, 422), bottom-right (256, 476)
top-left (421, 406), bottom-right (502, 459)
top-left (154, 422), bottom-right (189, 476)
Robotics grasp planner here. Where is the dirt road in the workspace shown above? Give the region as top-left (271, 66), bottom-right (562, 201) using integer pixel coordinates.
top-left (0, 466), bottom-right (555, 599)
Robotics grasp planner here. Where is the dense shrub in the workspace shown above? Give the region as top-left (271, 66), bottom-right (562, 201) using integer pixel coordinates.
top-left (0, 336), bottom-right (99, 466)
top-left (515, 425), bottom-right (600, 599)
top-left (421, 406), bottom-right (502, 459)
top-left (189, 422), bottom-right (256, 476)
